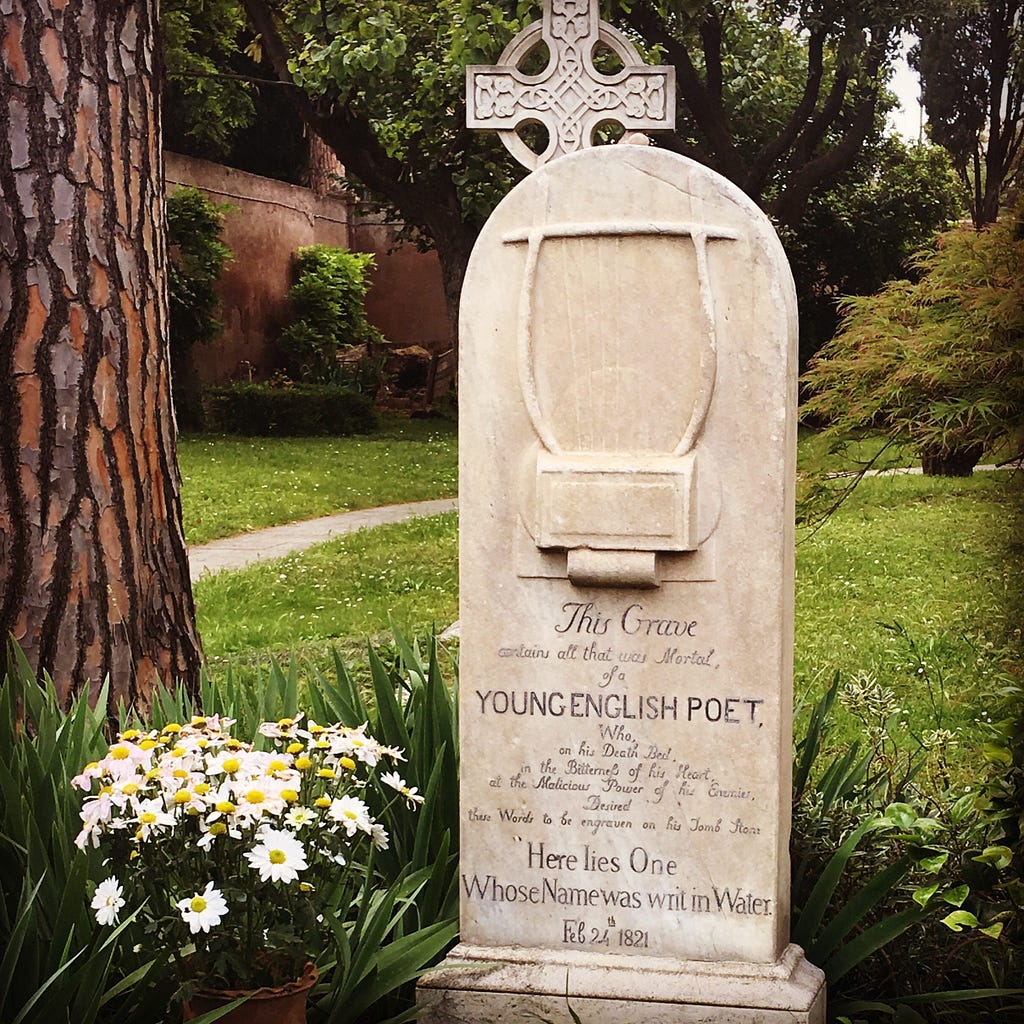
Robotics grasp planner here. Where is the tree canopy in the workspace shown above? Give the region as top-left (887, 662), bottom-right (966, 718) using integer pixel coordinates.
top-left (229, 0), bottom-right (940, 341)
top-left (913, 0), bottom-right (1024, 227)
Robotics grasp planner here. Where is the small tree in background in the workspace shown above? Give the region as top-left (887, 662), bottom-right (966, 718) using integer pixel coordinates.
top-left (279, 246), bottom-right (383, 384)
top-left (167, 186), bottom-right (233, 430)
top-left (802, 203), bottom-right (1024, 476)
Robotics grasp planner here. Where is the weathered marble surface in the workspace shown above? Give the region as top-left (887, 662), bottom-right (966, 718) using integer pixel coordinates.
top-left (419, 142), bottom-right (822, 1022)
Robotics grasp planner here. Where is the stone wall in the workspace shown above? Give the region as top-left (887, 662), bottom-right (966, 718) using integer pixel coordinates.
top-left (165, 152), bottom-right (450, 384)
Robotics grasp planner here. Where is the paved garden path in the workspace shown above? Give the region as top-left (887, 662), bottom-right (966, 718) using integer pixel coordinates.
top-left (187, 498), bottom-right (458, 583)
top-left (187, 458), bottom-right (1020, 584)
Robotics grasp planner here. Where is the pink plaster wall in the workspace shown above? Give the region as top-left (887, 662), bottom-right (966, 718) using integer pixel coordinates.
top-left (165, 153), bottom-right (452, 384)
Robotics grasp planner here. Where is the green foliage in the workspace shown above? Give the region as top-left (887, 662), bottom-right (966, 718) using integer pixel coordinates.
top-left (204, 383), bottom-right (379, 437)
top-left (786, 138), bottom-right (965, 367)
top-left (167, 186), bottom-right (233, 432)
top-left (912, 0), bottom-right (1024, 227)
top-left (163, 0), bottom-right (256, 157)
top-left (167, 186), bottom-right (233, 352)
top-left (792, 674), bottom-right (1024, 1020)
top-left (279, 246), bottom-right (384, 384)
top-left (802, 204), bottom-right (1024, 474)
top-left (0, 644), bottom-right (166, 1024)
top-left (1, 633), bottom-right (458, 1023)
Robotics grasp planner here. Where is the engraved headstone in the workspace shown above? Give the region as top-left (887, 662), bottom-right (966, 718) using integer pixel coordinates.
top-left (420, 2), bottom-right (825, 1020)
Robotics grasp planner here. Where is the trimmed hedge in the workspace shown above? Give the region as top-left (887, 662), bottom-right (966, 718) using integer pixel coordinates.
top-left (204, 383), bottom-right (379, 436)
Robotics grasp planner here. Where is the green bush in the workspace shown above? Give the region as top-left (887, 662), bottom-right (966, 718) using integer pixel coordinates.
top-left (802, 202), bottom-right (1024, 476)
top-left (167, 186), bottom-right (233, 431)
top-left (280, 245), bottom-right (384, 384)
top-left (204, 382), bottom-right (379, 436)
top-left (792, 673), bottom-right (1023, 1021)
top-left (1, 632), bottom-right (458, 1023)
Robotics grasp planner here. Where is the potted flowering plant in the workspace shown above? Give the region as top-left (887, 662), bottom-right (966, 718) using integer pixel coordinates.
top-left (73, 713), bottom-right (423, 1019)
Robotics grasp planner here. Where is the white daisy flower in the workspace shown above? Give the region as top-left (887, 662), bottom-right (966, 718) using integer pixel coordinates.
top-left (284, 806), bottom-right (318, 830)
top-left (328, 795), bottom-right (373, 836)
top-left (133, 797), bottom-right (175, 839)
top-left (370, 821), bottom-right (390, 851)
top-left (245, 828), bottom-right (308, 883)
top-left (177, 881), bottom-right (228, 934)
top-left (380, 770), bottom-right (424, 808)
top-left (91, 876), bottom-right (125, 926)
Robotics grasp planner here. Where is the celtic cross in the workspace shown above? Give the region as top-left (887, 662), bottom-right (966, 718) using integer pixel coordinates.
top-left (466, 0), bottom-right (675, 170)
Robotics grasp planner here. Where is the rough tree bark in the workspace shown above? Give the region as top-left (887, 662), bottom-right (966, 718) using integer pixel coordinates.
top-left (0, 0), bottom-right (204, 708)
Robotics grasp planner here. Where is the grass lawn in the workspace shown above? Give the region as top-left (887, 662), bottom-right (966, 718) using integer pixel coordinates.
top-left (196, 510), bottom-right (460, 674)
top-left (193, 451), bottom-right (1022, 777)
top-left (794, 471), bottom-right (1022, 768)
top-left (178, 417), bottom-right (457, 545)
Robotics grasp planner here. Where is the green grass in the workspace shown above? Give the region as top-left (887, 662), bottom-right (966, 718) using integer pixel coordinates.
top-left (194, 467), bottom-right (1022, 779)
top-left (195, 510), bottom-right (459, 673)
top-left (178, 417), bottom-right (457, 545)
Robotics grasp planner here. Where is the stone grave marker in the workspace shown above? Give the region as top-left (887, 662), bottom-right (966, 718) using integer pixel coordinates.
top-left (419, 2), bottom-right (825, 1020)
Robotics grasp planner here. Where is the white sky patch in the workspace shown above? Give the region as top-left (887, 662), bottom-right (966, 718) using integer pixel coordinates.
top-left (888, 32), bottom-right (924, 141)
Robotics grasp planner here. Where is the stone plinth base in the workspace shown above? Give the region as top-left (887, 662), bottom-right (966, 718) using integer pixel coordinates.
top-left (417, 943), bottom-right (825, 1024)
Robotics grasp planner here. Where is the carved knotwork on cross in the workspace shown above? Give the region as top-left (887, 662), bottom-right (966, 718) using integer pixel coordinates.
top-left (466, 0), bottom-right (676, 170)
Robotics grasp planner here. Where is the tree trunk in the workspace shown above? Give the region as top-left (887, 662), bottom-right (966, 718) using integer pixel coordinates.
top-left (920, 443), bottom-right (985, 477)
top-left (0, 0), bottom-right (203, 709)
top-left (307, 131), bottom-right (345, 198)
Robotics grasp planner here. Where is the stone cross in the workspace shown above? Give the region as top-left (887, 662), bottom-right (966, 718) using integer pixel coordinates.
top-left (466, 0), bottom-right (675, 170)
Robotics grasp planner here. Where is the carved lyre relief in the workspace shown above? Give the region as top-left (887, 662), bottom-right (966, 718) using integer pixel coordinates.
top-left (507, 217), bottom-right (735, 588)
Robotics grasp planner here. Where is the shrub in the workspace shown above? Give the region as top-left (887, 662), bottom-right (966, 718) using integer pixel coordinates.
top-left (279, 246), bottom-right (384, 384)
top-left (1, 632), bottom-right (458, 1023)
top-left (802, 202), bottom-right (1024, 476)
top-left (167, 186), bottom-right (233, 431)
top-left (792, 672), bottom-right (1024, 1020)
top-left (204, 382), bottom-right (379, 436)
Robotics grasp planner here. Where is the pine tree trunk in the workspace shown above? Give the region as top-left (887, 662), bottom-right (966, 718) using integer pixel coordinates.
top-left (0, 0), bottom-right (203, 709)
top-left (307, 131), bottom-right (345, 198)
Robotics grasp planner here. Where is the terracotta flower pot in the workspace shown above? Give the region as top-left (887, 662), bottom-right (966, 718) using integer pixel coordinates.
top-left (182, 961), bottom-right (318, 1023)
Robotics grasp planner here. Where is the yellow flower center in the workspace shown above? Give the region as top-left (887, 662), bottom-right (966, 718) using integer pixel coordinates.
top-left (222, 758), bottom-right (240, 774)
top-left (194, 783), bottom-right (210, 795)
top-left (210, 822), bottom-right (227, 836)
top-left (299, 882), bottom-right (313, 892)
top-left (309, 725), bottom-right (325, 735)
top-left (314, 796), bottom-right (331, 809)
top-left (339, 757), bottom-right (356, 772)
top-left (110, 745), bottom-right (131, 760)
top-left (246, 789), bottom-right (265, 804)
top-left (344, 810), bottom-right (357, 820)
top-left (99, 785), bottom-right (113, 797)
top-left (316, 768), bottom-right (335, 780)
top-left (286, 742), bottom-right (304, 755)
top-left (190, 896), bottom-right (207, 913)
top-left (163, 723), bottom-right (182, 734)
top-left (269, 849), bottom-right (286, 864)
top-left (226, 739), bottom-right (242, 750)
top-left (121, 730), bottom-right (140, 740)
top-left (281, 788), bottom-right (298, 802)
top-left (215, 801), bottom-right (235, 814)
top-left (315, 739), bottom-right (330, 749)
top-left (122, 783), bottom-right (139, 795)
top-left (268, 759), bottom-right (288, 774)
top-left (139, 739), bottom-right (157, 751)
top-left (174, 790), bottom-right (191, 804)
top-left (85, 761), bottom-right (100, 772)
top-left (173, 768), bottom-right (188, 779)
top-left (191, 716), bottom-right (207, 726)
top-left (145, 768), bottom-right (159, 780)
top-left (295, 757), bottom-right (312, 772)
top-left (140, 812), bottom-right (157, 824)
top-left (277, 718), bottom-right (294, 728)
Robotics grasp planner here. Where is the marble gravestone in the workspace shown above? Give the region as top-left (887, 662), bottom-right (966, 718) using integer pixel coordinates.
top-left (419, 2), bottom-right (825, 1021)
